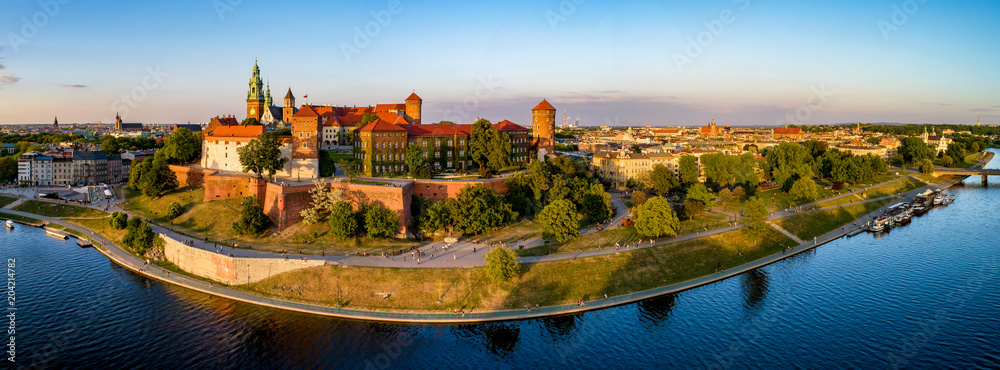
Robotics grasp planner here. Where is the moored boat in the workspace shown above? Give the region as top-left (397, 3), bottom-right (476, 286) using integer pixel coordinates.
top-left (4, 220), bottom-right (13, 229)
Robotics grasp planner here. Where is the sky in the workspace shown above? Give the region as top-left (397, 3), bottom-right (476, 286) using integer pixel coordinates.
top-left (1, 0), bottom-right (998, 127)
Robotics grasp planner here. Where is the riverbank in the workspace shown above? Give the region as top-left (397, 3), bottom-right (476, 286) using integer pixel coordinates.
top-left (0, 157), bottom-right (986, 322)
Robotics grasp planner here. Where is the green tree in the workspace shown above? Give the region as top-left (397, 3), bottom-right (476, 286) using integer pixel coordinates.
top-left (240, 117), bottom-right (260, 126)
top-left (339, 159), bottom-right (361, 181)
top-left (109, 211), bottom-right (129, 229)
top-left (919, 158), bottom-right (935, 174)
top-left (404, 144), bottom-right (429, 177)
top-left (686, 183), bottom-right (716, 209)
top-left (122, 218), bottom-right (154, 255)
top-left (364, 203), bottom-right (399, 238)
top-left (166, 201), bottom-right (184, 219)
top-left (137, 157), bottom-right (179, 197)
top-left (526, 161), bottom-right (550, 202)
top-left (418, 199), bottom-right (452, 236)
top-left (237, 132), bottom-right (289, 180)
top-left (450, 184), bottom-right (516, 235)
top-left (679, 155), bottom-right (699, 185)
top-left (100, 135), bottom-right (120, 155)
top-left (941, 155), bottom-right (954, 167)
top-left (160, 127), bottom-right (200, 164)
top-left (128, 158), bottom-right (148, 190)
top-left (741, 196), bottom-right (769, 243)
top-left (900, 136), bottom-right (933, 164)
top-left (328, 201), bottom-right (358, 240)
top-left (484, 247), bottom-right (520, 282)
top-left (631, 144), bottom-right (642, 153)
top-left (649, 164), bottom-right (678, 196)
top-left (682, 200), bottom-right (704, 220)
top-left (732, 186), bottom-right (746, 200)
top-left (469, 118), bottom-right (512, 176)
top-left (0, 156), bottom-right (18, 183)
top-left (300, 180), bottom-right (344, 224)
top-left (578, 183), bottom-right (612, 223)
top-left (538, 199), bottom-right (579, 242)
top-left (231, 197), bottom-right (271, 236)
top-left (789, 177), bottom-right (819, 202)
top-left (358, 113), bottom-right (379, 128)
top-left (631, 191), bottom-right (647, 208)
top-left (765, 143), bottom-right (814, 191)
top-left (634, 197), bottom-right (680, 239)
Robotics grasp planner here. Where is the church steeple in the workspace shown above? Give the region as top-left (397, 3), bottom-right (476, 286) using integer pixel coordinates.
top-left (246, 59), bottom-right (265, 120)
top-left (265, 80), bottom-right (273, 107)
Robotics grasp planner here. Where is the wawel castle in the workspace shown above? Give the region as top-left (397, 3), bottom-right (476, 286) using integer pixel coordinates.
top-left (201, 61), bottom-right (556, 178)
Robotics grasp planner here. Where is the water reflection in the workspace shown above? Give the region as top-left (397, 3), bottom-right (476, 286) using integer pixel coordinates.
top-left (740, 269), bottom-right (770, 312)
top-left (454, 322), bottom-right (521, 358)
top-left (540, 314), bottom-right (580, 340)
top-left (637, 293), bottom-right (678, 326)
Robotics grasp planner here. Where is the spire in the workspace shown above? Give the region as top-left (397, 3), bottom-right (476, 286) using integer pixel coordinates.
top-left (265, 80), bottom-right (273, 106)
top-left (978, 116), bottom-right (981, 126)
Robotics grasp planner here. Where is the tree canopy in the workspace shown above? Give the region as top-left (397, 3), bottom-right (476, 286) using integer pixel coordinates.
top-left (231, 196), bottom-right (271, 236)
top-left (468, 118), bottom-right (512, 176)
top-left (634, 197), bottom-right (680, 239)
top-left (679, 155), bottom-right (699, 185)
top-left (328, 201), bottom-right (358, 240)
top-left (160, 127), bottom-right (201, 164)
top-left (237, 132), bottom-right (289, 180)
top-left (484, 247), bottom-right (520, 282)
top-left (450, 184), bottom-right (517, 235)
top-left (649, 164), bottom-right (678, 196)
top-left (741, 196), bottom-right (769, 242)
top-left (538, 199), bottom-right (580, 243)
top-left (789, 177), bottom-right (819, 202)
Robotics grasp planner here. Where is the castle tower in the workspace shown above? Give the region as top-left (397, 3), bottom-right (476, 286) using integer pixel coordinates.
top-left (246, 60), bottom-right (265, 121)
top-left (283, 88), bottom-right (295, 123)
top-left (531, 99), bottom-right (557, 159)
top-left (291, 109), bottom-right (321, 180)
top-left (405, 91), bottom-right (422, 124)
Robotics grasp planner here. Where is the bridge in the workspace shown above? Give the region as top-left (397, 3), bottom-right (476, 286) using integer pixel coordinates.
top-left (932, 167), bottom-right (1000, 185)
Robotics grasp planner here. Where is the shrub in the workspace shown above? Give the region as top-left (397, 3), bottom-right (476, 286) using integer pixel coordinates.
top-left (166, 201), bottom-right (184, 219)
top-left (110, 211), bottom-right (128, 229)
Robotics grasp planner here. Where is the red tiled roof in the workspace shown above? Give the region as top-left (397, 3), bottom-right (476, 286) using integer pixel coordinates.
top-left (375, 112), bottom-right (408, 125)
top-left (292, 105), bottom-right (320, 118)
top-left (403, 123), bottom-right (473, 137)
top-left (700, 126), bottom-right (715, 135)
top-left (773, 127), bottom-right (802, 135)
top-left (210, 125), bottom-right (265, 138)
top-left (359, 119), bottom-right (407, 132)
top-left (375, 104), bottom-right (405, 112)
top-left (406, 92), bottom-right (422, 102)
top-left (493, 119), bottom-right (527, 131)
top-left (532, 99), bottom-right (555, 111)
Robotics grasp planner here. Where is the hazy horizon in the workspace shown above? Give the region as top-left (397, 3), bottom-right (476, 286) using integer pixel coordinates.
top-left (1, 1), bottom-right (997, 127)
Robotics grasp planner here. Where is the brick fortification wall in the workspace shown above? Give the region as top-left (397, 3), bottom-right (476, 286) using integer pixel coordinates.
top-left (161, 233), bottom-right (323, 285)
top-left (202, 174), bottom-right (266, 202)
top-left (263, 181), bottom-right (413, 235)
top-left (412, 177), bottom-right (508, 200)
top-left (169, 165), bottom-right (216, 187)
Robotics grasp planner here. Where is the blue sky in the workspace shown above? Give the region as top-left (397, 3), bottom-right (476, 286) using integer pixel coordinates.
top-left (1, 0), bottom-right (998, 127)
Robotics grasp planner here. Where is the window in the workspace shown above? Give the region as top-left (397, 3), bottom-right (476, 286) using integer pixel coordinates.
top-left (302, 143), bottom-right (307, 148)
top-left (299, 132), bottom-right (302, 138)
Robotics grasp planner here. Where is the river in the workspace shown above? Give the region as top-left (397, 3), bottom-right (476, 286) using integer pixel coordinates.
top-left (4, 150), bottom-right (999, 369)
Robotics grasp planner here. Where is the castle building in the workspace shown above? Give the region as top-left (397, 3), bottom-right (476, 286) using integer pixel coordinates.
top-left (531, 99), bottom-right (556, 159)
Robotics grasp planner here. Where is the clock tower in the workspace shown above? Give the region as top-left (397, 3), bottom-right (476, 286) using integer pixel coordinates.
top-left (246, 59), bottom-right (265, 121)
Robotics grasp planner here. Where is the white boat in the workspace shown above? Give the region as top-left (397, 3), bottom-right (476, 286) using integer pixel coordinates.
top-left (942, 195), bottom-right (954, 205)
top-left (4, 220), bottom-right (13, 229)
top-left (933, 196), bottom-right (943, 205)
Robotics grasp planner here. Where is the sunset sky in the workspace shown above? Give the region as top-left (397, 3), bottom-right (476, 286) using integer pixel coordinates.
top-left (1, 0), bottom-right (998, 127)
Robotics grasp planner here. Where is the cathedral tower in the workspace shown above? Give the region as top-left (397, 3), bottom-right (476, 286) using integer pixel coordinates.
top-left (246, 60), bottom-right (265, 121)
top-left (283, 88), bottom-right (296, 123)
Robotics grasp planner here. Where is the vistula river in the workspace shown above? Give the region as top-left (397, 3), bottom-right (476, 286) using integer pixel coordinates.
top-left (4, 150), bottom-right (999, 369)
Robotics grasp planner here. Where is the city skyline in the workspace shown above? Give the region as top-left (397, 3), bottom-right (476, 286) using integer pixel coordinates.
top-left (1, 0), bottom-right (998, 126)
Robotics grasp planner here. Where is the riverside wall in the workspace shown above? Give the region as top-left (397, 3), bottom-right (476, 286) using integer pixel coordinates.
top-left (161, 233), bottom-right (324, 285)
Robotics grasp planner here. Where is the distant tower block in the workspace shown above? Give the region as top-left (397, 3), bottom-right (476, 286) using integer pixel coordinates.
top-left (405, 92), bottom-right (422, 124)
top-left (532, 99), bottom-right (556, 159)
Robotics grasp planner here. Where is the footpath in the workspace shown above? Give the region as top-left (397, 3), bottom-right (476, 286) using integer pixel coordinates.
top-left (0, 158), bottom-right (985, 322)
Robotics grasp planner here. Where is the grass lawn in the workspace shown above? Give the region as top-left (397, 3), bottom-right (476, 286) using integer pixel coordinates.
top-left (0, 211), bottom-right (45, 226)
top-left (13, 200), bottom-right (106, 218)
top-left (0, 196), bottom-right (17, 208)
top-left (774, 197), bottom-right (896, 241)
top-left (859, 177), bottom-right (924, 200)
top-left (516, 212), bottom-right (731, 257)
top-left (123, 187), bottom-right (204, 224)
top-left (914, 173), bottom-right (940, 183)
top-left (476, 219), bottom-right (544, 245)
top-left (240, 227), bottom-right (794, 312)
top-left (814, 194), bottom-right (863, 209)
